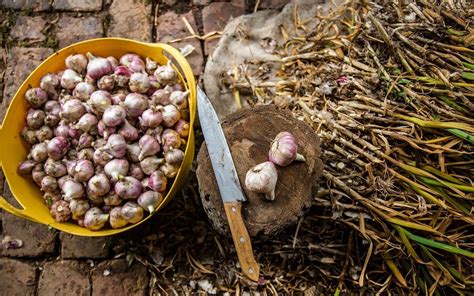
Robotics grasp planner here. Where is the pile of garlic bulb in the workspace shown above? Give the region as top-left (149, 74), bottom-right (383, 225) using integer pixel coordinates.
top-left (17, 52), bottom-right (190, 230)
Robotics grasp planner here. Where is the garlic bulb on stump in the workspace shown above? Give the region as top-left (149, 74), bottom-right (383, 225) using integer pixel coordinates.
top-left (268, 131), bottom-right (305, 167)
top-left (245, 161), bottom-right (278, 201)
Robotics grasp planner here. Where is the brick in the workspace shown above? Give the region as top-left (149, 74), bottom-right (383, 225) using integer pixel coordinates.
top-left (202, 3), bottom-right (245, 55)
top-left (0, 258), bottom-right (37, 296)
top-left (0, 182), bottom-right (57, 257)
top-left (60, 232), bottom-right (110, 259)
top-left (108, 0), bottom-right (152, 42)
top-left (1, 47), bottom-right (53, 123)
top-left (53, 0), bottom-right (103, 11)
top-left (56, 16), bottom-right (103, 49)
top-left (2, 0), bottom-right (51, 11)
top-left (156, 11), bottom-right (204, 76)
top-left (38, 260), bottom-right (91, 296)
top-left (10, 16), bottom-right (47, 42)
top-left (92, 259), bottom-right (149, 296)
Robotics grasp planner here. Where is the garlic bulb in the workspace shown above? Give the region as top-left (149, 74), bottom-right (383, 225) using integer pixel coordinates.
top-left (83, 207), bottom-right (109, 230)
top-left (50, 200), bottom-right (71, 222)
top-left (109, 206), bottom-right (128, 229)
top-left (245, 161), bottom-right (278, 201)
top-left (137, 191), bottom-right (163, 213)
top-left (268, 131), bottom-right (305, 167)
top-left (69, 199), bottom-right (90, 220)
top-left (121, 202), bottom-right (144, 224)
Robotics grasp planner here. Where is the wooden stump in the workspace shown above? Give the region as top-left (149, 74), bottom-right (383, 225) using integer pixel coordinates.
top-left (196, 105), bottom-right (323, 237)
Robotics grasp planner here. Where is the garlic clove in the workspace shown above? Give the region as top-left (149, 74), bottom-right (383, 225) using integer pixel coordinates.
top-left (245, 161), bottom-right (278, 201)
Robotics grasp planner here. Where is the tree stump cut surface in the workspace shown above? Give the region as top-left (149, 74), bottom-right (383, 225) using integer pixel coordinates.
top-left (196, 105), bottom-right (323, 237)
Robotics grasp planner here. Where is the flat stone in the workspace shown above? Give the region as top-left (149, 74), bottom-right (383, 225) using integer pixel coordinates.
top-left (92, 259), bottom-right (149, 296)
top-left (56, 16), bottom-right (103, 49)
top-left (202, 3), bottom-right (246, 55)
top-left (156, 11), bottom-right (204, 76)
top-left (0, 183), bottom-right (58, 257)
top-left (0, 258), bottom-right (37, 296)
top-left (259, 0), bottom-right (291, 9)
top-left (53, 0), bottom-right (103, 11)
top-left (38, 260), bottom-right (91, 296)
top-left (10, 16), bottom-right (47, 42)
top-left (108, 0), bottom-right (151, 42)
top-left (60, 232), bottom-right (110, 259)
top-left (2, 0), bottom-right (51, 11)
top-left (1, 47), bottom-right (53, 126)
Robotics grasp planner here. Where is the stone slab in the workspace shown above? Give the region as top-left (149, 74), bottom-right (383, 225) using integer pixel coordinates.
top-left (56, 16), bottom-right (103, 49)
top-left (10, 16), bottom-right (47, 42)
top-left (60, 232), bottom-right (110, 259)
top-left (53, 0), bottom-right (103, 11)
top-left (91, 259), bottom-right (149, 296)
top-left (38, 260), bottom-right (91, 296)
top-left (0, 182), bottom-right (57, 257)
top-left (2, 0), bottom-right (51, 11)
top-left (107, 0), bottom-right (152, 42)
top-left (0, 258), bottom-right (37, 296)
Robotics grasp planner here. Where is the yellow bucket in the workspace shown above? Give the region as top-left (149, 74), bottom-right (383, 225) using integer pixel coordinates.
top-left (0, 38), bottom-right (196, 236)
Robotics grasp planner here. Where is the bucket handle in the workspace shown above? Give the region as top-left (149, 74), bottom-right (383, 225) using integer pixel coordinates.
top-left (0, 124), bottom-right (40, 223)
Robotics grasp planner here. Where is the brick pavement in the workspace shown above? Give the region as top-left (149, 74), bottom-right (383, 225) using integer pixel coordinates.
top-left (0, 0), bottom-right (290, 294)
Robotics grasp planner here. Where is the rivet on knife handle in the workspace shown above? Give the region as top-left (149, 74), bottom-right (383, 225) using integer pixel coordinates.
top-left (223, 202), bottom-right (260, 282)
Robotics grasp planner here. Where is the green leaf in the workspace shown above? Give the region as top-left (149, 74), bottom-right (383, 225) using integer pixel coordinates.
top-left (447, 128), bottom-right (474, 144)
top-left (447, 28), bottom-right (467, 36)
top-left (462, 72), bottom-right (474, 80)
top-left (397, 78), bottom-right (411, 85)
top-left (397, 226), bottom-right (474, 258)
top-left (462, 62), bottom-right (474, 70)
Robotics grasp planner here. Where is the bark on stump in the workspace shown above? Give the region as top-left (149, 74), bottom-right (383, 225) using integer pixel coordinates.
top-left (196, 105), bottom-right (323, 237)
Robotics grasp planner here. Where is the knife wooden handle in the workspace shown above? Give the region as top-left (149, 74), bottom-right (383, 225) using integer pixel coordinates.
top-left (223, 202), bottom-right (260, 282)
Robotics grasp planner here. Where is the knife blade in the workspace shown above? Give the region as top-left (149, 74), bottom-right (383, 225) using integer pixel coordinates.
top-left (197, 87), bottom-right (260, 282)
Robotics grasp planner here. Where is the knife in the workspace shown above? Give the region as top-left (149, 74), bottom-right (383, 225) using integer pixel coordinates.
top-left (197, 87), bottom-right (260, 282)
